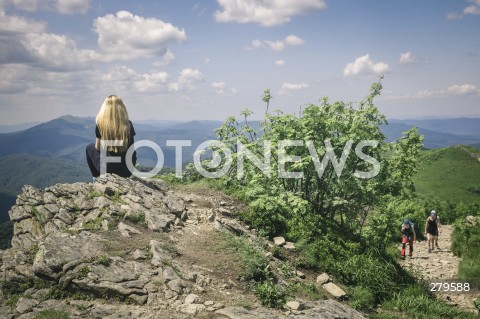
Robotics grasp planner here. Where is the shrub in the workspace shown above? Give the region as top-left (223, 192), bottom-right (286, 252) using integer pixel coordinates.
top-left (255, 280), bottom-right (286, 308)
top-left (351, 285), bottom-right (375, 310)
top-left (35, 309), bottom-right (70, 319)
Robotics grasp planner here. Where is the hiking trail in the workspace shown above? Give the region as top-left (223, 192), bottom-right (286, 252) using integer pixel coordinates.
top-left (400, 224), bottom-right (479, 314)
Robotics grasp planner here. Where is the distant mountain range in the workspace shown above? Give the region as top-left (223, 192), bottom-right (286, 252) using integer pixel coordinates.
top-left (1, 115), bottom-right (480, 222)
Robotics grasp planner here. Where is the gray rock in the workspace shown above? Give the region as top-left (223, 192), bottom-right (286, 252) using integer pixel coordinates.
top-left (33, 231), bottom-right (104, 279)
top-left (181, 303), bottom-right (205, 315)
top-left (286, 300), bottom-right (304, 310)
top-left (150, 240), bottom-right (169, 267)
top-left (145, 210), bottom-right (176, 232)
top-left (316, 273), bottom-right (330, 285)
top-left (164, 193), bottom-right (186, 216)
top-left (15, 297), bottom-right (39, 314)
top-left (215, 307), bottom-right (263, 319)
top-left (132, 249), bottom-right (147, 260)
top-left (284, 242), bottom-right (296, 250)
top-left (168, 279), bottom-right (187, 294)
top-left (273, 237), bottom-right (286, 246)
top-left (184, 293), bottom-right (198, 304)
top-left (322, 282), bottom-right (347, 299)
top-left (118, 222), bottom-right (141, 235)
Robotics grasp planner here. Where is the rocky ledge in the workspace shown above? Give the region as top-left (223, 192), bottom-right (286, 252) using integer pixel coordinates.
top-left (0, 174), bottom-right (365, 319)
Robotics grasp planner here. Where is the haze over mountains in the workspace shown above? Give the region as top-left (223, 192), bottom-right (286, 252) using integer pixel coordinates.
top-left (1, 115), bottom-right (480, 222)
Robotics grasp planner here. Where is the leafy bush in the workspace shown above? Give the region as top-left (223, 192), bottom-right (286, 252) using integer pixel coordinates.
top-left (451, 220), bottom-right (480, 288)
top-left (0, 221), bottom-right (13, 249)
top-left (333, 253), bottom-right (402, 302)
top-left (221, 233), bottom-right (271, 282)
top-left (35, 309), bottom-right (70, 319)
top-left (380, 284), bottom-right (477, 319)
top-left (124, 212), bottom-right (147, 228)
top-left (255, 280), bottom-right (286, 308)
top-left (351, 285), bottom-right (375, 310)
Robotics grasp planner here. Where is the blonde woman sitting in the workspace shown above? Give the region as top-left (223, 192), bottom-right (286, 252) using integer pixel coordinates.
top-left (86, 95), bottom-right (137, 179)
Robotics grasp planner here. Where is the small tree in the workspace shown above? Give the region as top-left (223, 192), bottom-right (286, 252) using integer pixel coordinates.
top-left (215, 81), bottom-right (423, 238)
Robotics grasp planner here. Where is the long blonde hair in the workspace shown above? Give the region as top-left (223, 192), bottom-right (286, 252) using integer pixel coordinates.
top-left (96, 95), bottom-right (130, 153)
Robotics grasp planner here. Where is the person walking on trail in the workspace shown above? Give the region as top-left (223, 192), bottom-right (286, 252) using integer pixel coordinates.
top-left (425, 210), bottom-right (442, 252)
top-left (401, 218), bottom-right (416, 258)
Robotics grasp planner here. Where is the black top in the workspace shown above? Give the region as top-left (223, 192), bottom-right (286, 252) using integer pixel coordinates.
top-left (95, 120), bottom-right (137, 177)
top-left (426, 218), bottom-right (438, 235)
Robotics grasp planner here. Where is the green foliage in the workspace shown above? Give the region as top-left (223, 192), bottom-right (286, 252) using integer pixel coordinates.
top-left (351, 285), bottom-right (375, 310)
top-left (124, 211), bottom-right (147, 228)
top-left (288, 282), bottom-right (325, 301)
top-left (380, 285), bottom-right (477, 319)
top-left (0, 221), bottom-right (13, 249)
top-left (109, 191), bottom-right (125, 204)
top-left (77, 266), bottom-right (90, 280)
top-left (6, 295), bottom-right (20, 307)
top-left (34, 309), bottom-right (70, 319)
top-left (26, 243), bottom-right (40, 264)
top-left (414, 146), bottom-right (480, 204)
top-left (333, 253), bottom-right (406, 302)
top-left (84, 217), bottom-right (102, 230)
top-left (255, 280), bottom-right (286, 308)
top-left (451, 220), bottom-right (480, 288)
top-left (88, 188), bottom-right (104, 199)
top-left (214, 80), bottom-right (423, 241)
top-left (219, 232), bottom-right (271, 282)
top-left (94, 255), bottom-right (112, 266)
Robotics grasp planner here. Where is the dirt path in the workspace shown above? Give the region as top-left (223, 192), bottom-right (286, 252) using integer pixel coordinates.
top-left (400, 225), bottom-right (479, 313)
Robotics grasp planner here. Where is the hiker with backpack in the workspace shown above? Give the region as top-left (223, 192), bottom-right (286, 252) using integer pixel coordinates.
top-left (401, 218), bottom-right (416, 258)
top-left (425, 210), bottom-right (442, 252)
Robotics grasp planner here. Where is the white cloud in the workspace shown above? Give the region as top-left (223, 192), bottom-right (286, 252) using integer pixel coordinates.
top-left (192, 3), bottom-right (207, 17)
top-left (214, 0), bottom-right (327, 27)
top-left (248, 34), bottom-right (305, 51)
top-left (212, 81), bottom-right (225, 89)
top-left (274, 59), bottom-right (285, 66)
top-left (398, 51), bottom-right (416, 65)
top-left (382, 84), bottom-right (479, 100)
top-left (101, 65), bottom-right (203, 94)
top-left (134, 72), bottom-right (170, 93)
top-left (446, 0), bottom-right (480, 19)
top-left (279, 82), bottom-right (309, 95)
top-left (168, 68), bottom-right (203, 92)
top-left (251, 39), bottom-right (264, 49)
top-left (55, 0), bottom-right (89, 14)
top-left (265, 40), bottom-right (285, 51)
top-left (284, 34), bottom-right (305, 46)
top-left (446, 84), bottom-right (478, 95)
top-left (447, 12), bottom-right (463, 20)
top-left (343, 54), bottom-right (390, 76)
top-left (212, 81), bottom-right (237, 96)
top-left (3, 0), bottom-right (38, 11)
top-left (153, 49), bottom-right (175, 67)
top-left (93, 11), bottom-right (187, 61)
top-left (0, 0), bottom-right (89, 14)
top-left (20, 33), bottom-right (99, 69)
top-left (0, 10), bottom-right (46, 33)
top-left (465, 0), bottom-right (480, 14)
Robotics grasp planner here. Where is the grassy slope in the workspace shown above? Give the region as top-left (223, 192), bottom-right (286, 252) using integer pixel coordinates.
top-left (413, 145), bottom-right (480, 203)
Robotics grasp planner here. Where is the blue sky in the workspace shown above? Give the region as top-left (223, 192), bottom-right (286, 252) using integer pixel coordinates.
top-left (0, 0), bottom-right (479, 125)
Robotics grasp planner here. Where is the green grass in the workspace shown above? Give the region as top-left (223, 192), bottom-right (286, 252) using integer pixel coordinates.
top-left (34, 309), bottom-right (70, 319)
top-left (451, 219), bottom-right (480, 288)
top-left (414, 146), bottom-right (480, 203)
top-left (377, 285), bottom-right (477, 319)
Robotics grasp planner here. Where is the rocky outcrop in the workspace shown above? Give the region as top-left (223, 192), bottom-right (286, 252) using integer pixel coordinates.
top-left (0, 174), bottom-right (366, 319)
